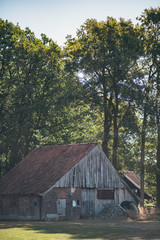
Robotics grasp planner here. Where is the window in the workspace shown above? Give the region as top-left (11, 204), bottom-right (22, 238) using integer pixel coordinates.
top-left (72, 200), bottom-right (80, 207)
top-left (97, 189), bottom-right (114, 200)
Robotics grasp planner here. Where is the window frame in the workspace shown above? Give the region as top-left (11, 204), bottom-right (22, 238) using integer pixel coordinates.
top-left (72, 199), bottom-right (80, 207)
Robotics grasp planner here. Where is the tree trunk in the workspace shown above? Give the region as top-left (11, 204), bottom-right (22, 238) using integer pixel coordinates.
top-left (0, 160), bottom-right (1, 179)
top-left (102, 97), bottom-right (112, 158)
top-left (102, 112), bottom-right (110, 157)
top-left (140, 106), bottom-right (147, 207)
top-left (156, 108), bottom-right (160, 208)
top-left (102, 75), bottom-right (112, 158)
top-left (112, 82), bottom-right (119, 170)
top-left (112, 105), bottom-right (118, 169)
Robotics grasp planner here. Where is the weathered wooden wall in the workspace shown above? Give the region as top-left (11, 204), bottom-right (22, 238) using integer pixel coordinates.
top-left (81, 188), bottom-right (135, 216)
top-left (44, 146), bottom-right (124, 190)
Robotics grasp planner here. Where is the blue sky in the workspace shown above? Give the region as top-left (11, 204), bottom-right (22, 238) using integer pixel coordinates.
top-left (0, 0), bottom-right (159, 46)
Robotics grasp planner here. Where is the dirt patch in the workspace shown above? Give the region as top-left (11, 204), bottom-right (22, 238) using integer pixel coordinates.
top-left (73, 217), bottom-right (160, 239)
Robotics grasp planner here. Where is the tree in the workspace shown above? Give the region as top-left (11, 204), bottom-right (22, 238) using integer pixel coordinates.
top-left (0, 19), bottom-right (63, 173)
top-left (138, 7), bottom-right (160, 207)
top-left (0, 19), bottom-right (101, 176)
top-left (64, 17), bottom-right (142, 169)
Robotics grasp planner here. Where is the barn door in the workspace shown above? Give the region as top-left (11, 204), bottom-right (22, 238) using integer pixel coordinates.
top-left (81, 189), bottom-right (95, 216)
top-left (57, 199), bottom-right (66, 216)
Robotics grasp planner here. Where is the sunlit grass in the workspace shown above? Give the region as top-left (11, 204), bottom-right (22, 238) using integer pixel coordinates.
top-left (0, 227), bottom-right (73, 240)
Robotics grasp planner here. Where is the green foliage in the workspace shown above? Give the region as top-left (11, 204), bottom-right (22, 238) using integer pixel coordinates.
top-left (137, 7), bottom-right (160, 206)
top-left (0, 19), bottom-right (101, 175)
top-left (0, 19), bottom-right (63, 173)
top-left (64, 17), bottom-right (142, 169)
top-left (0, 7), bottom-right (160, 204)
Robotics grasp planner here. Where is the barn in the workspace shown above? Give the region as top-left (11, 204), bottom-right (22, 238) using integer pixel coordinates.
top-left (0, 143), bottom-right (140, 220)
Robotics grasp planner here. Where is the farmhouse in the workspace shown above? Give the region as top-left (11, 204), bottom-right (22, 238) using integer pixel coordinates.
top-left (0, 143), bottom-right (140, 220)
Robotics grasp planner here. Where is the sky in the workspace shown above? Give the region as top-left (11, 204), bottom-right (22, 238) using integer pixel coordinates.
top-left (0, 0), bottom-right (159, 46)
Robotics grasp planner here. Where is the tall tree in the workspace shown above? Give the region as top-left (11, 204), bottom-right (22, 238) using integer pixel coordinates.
top-left (138, 7), bottom-right (160, 207)
top-left (64, 17), bottom-right (142, 169)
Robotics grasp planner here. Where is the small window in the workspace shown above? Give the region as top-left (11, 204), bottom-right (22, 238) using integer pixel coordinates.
top-left (97, 189), bottom-right (114, 200)
top-left (72, 200), bottom-right (80, 207)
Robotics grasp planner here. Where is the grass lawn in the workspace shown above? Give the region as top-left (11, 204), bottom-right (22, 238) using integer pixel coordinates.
top-left (0, 218), bottom-right (160, 240)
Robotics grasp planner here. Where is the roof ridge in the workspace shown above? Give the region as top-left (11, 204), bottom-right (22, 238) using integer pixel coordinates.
top-left (35, 142), bottom-right (97, 150)
top-left (41, 142), bottom-right (96, 147)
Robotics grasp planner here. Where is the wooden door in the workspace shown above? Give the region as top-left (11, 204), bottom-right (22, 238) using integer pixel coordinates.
top-left (57, 199), bottom-right (66, 216)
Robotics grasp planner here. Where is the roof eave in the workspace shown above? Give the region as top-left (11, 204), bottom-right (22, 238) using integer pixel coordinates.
top-left (121, 178), bottom-right (142, 202)
top-left (124, 174), bottom-right (140, 189)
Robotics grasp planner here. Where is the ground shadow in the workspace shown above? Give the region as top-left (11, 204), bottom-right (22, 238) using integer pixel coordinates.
top-left (0, 219), bottom-right (160, 240)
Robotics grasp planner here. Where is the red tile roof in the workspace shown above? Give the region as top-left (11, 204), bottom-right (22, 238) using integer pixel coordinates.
top-left (0, 143), bottom-right (97, 195)
top-left (123, 171), bottom-right (140, 189)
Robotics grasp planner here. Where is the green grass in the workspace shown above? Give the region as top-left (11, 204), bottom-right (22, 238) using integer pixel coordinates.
top-left (0, 221), bottom-right (120, 240)
top-left (0, 219), bottom-right (160, 240)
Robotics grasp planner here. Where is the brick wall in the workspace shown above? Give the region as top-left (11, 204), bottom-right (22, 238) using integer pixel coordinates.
top-left (42, 187), bottom-right (82, 220)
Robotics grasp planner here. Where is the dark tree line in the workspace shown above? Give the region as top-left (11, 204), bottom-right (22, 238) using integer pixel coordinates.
top-left (0, 7), bottom-right (160, 207)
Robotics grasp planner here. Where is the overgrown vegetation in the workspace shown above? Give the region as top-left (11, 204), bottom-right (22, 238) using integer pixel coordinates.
top-left (0, 7), bottom-right (159, 206)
